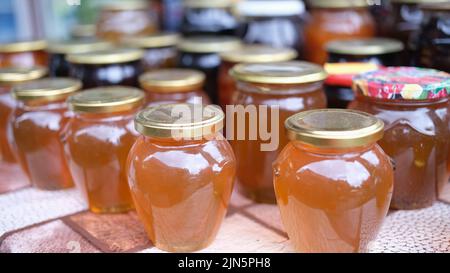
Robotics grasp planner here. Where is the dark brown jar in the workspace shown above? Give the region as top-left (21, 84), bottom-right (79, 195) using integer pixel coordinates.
top-left (324, 38), bottom-right (404, 108)
top-left (47, 40), bottom-right (113, 77)
top-left (67, 48), bottom-right (145, 88)
top-left (124, 32), bottom-right (179, 72)
top-left (0, 40), bottom-right (48, 68)
top-left (181, 0), bottom-right (238, 36)
top-left (139, 68), bottom-right (210, 105)
top-left (177, 36), bottom-right (241, 103)
top-left (414, 2), bottom-right (450, 72)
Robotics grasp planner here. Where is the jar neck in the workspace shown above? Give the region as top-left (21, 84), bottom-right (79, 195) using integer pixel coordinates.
top-left (18, 98), bottom-right (68, 111)
top-left (74, 108), bottom-right (137, 121)
top-left (144, 132), bottom-right (225, 146)
top-left (355, 92), bottom-right (450, 107)
top-left (236, 81), bottom-right (323, 95)
top-left (292, 141), bottom-right (375, 156)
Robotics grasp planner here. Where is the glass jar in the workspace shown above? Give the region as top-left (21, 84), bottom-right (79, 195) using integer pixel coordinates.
top-left (64, 87), bottom-right (145, 213)
top-left (127, 104), bottom-right (236, 252)
top-left (139, 68), bottom-right (210, 105)
top-left (349, 67), bottom-right (450, 209)
top-left (0, 67), bottom-right (47, 191)
top-left (11, 78), bottom-right (82, 190)
top-left (96, 0), bottom-right (159, 43)
top-left (235, 0), bottom-right (305, 56)
top-left (0, 40), bottom-right (48, 68)
top-left (124, 32), bottom-right (179, 71)
top-left (303, 0), bottom-right (376, 64)
top-left (324, 38), bottom-right (404, 108)
top-left (274, 109), bottom-right (393, 253)
top-left (414, 2), bottom-right (450, 72)
top-left (181, 0), bottom-right (238, 36)
top-left (219, 45), bottom-right (297, 109)
top-left (67, 48), bottom-right (145, 88)
top-left (229, 61), bottom-right (327, 203)
top-left (47, 40), bottom-right (113, 77)
top-left (177, 36), bottom-right (241, 103)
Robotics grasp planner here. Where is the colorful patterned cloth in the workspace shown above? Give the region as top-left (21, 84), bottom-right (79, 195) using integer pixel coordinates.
top-left (353, 67), bottom-right (450, 100)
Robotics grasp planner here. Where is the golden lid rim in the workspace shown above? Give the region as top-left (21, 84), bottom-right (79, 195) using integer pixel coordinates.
top-left (183, 0), bottom-right (233, 8)
top-left (139, 69), bottom-right (205, 93)
top-left (68, 86), bottom-right (145, 113)
top-left (230, 61), bottom-right (327, 84)
top-left (220, 46), bottom-right (298, 63)
top-left (135, 104), bottom-right (224, 138)
top-left (13, 78), bottom-right (82, 102)
top-left (178, 36), bottom-right (242, 53)
top-left (124, 33), bottom-right (180, 48)
top-left (101, 0), bottom-right (150, 11)
top-left (326, 38), bottom-right (405, 55)
top-left (285, 109), bottom-right (385, 149)
top-left (0, 40), bottom-right (47, 53)
top-left (420, 2), bottom-right (450, 10)
top-left (0, 67), bottom-right (48, 83)
top-left (71, 24), bottom-right (97, 38)
top-left (308, 0), bottom-right (371, 8)
top-left (392, 0), bottom-right (449, 4)
top-left (66, 48), bottom-right (145, 64)
top-left (47, 40), bottom-right (113, 54)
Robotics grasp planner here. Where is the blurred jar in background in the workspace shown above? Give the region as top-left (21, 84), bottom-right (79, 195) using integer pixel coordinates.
top-left (414, 2), bottom-right (450, 72)
top-left (304, 0), bottom-right (375, 64)
top-left (11, 78), bottom-right (82, 190)
top-left (96, 0), bottom-right (159, 43)
top-left (0, 67), bottom-right (47, 192)
top-left (369, 0), bottom-right (393, 36)
top-left (218, 45), bottom-right (297, 109)
top-left (324, 38), bottom-right (404, 108)
top-left (181, 0), bottom-right (238, 36)
top-left (47, 40), bottom-right (113, 77)
top-left (139, 68), bottom-right (210, 105)
top-left (65, 87), bottom-right (145, 213)
top-left (235, 0), bottom-right (305, 56)
top-left (0, 40), bottom-right (48, 68)
top-left (70, 24), bottom-right (97, 40)
top-left (67, 48), bottom-right (145, 88)
top-left (177, 36), bottom-right (241, 103)
top-left (124, 32), bottom-right (179, 71)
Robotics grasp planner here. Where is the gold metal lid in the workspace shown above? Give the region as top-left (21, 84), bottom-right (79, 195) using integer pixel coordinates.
top-left (0, 40), bottom-right (47, 53)
top-left (285, 109), bottom-right (384, 149)
top-left (135, 104), bottom-right (224, 138)
top-left (139, 69), bottom-right (205, 93)
top-left (420, 1), bottom-right (450, 10)
top-left (326, 38), bottom-right (404, 55)
top-left (71, 24), bottom-right (97, 39)
top-left (67, 48), bottom-right (145, 64)
top-left (220, 45), bottom-right (298, 63)
top-left (124, 32), bottom-right (180, 48)
top-left (392, 0), bottom-right (449, 4)
top-left (308, 0), bottom-right (370, 8)
top-left (13, 78), bottom-right (82, 102)
top-left (230, 61), bottom-right (327, 84)
top-left (68, 86), bottom-right (145, 113)
top-left (183, 0), bottom-right (233, 8)
top-left (47, 40), bottom-right (113, 54)
top-left (101, 0), bottom-right (149, 10)
top-left (0, 67), bottom-right (47, 83)
top-left (178, 36), bottom-right (242, 53)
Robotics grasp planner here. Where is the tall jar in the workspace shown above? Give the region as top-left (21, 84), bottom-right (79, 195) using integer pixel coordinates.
top-left (123, 32), bottom-right (179, 71)
top-left (181, 0), bottom-right (238, 36)
top-left (64, 87), bottom-right (145, 213)
top-left (324, 38), bottom-right (404, 108)
top-left (11, 78), bottom-right (82, 190)
top-left (349, 67), bottom-right (450, 209)
top-left (67, 48), bottom-right (145, 88)
top-left (274, 109), bottom-right (393, 253)
top-left (96, 0), bottom-right (159, 43)
top-left (0, 67), bottom-right (47, 192)
top-left (177, 36), bottom-right (241, 103)
top-left (229, 61), bottom-right (327, 203)
top-left (235, 0), bottom-right (305, 56)
top-left (219, 45), bottom-right (298, 109)
top-left (0, 40), bottom-right (48, 68)
top-left (127, 104), bottom-right (236, 252)
top-left (303, 0), bottom-right (375, 64)
top-left (139, 68), bottom-right (210, 105)
top-left (47, 40), bottom-right (113, 77)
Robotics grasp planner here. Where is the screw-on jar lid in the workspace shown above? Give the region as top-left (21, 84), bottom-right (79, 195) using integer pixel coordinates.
top-left (135, 104), bottom-right (224, 138)
top-left (100, 0), bottom-right (150, 10)
top-left (47, 40), bottom-right (113, 54)
top-left (285, 109), bottom-right (384, 149)
top-left (139, 69), bottom-right (205, 93)
top-left (235, 0), bottom-right (305, 16)
top-left (0, 40), bottom-right (47, 53)
top-left (124, 32), bottom-right (180, 48)
top-left (13, 78), bottom-right (82, 102)
top-left (183, 0), bottom-right (233, 8)
top-left (71, 24), bottom-right (97, 39)
top-left (230, 61), bottom-right (327, 84)
top-left (178, 36), bottom-right (242, 53)
top-left (68, 86), bottom-right (145, 113)
top-left (0, 67), bottom-right (47, 83)
top-left (220, 45), bottom-right (298, 63)
top-left (308, 0), bottom-right (371, 8)
top-left (67, 48), bottom-right (145, 64)
top-left (326, 38), bottom-right (404, 55)
top-left (391, 0), bottom-right (449, 4)
top-left (420, 1), bottom-right (450, 11)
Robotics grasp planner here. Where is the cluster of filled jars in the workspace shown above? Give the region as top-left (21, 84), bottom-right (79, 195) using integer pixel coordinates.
top-left (0, 0), bottom-right (449, 253)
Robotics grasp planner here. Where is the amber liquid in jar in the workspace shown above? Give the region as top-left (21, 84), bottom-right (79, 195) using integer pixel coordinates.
top-left (0, 40), bottom-right (48, 68)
